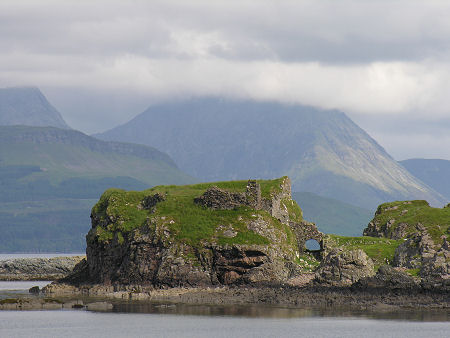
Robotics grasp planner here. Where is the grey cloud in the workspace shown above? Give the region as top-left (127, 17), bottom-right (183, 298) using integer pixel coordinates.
top-left (1, 0), bottom-right (450, 160)
top-left (2, 0), bottom-right (450, 63)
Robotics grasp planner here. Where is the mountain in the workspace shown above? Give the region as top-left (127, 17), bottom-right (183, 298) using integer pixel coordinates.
top-left (292, 192), bottom-right (372, 236)
top-left (0, 125), bottom-right (195, 252)
top-left (400, 159), bottom-right (450, 201)
top-left (0, 87), bottom-right (69, 129)
top-left (96, 97), bottom-right (445, 209)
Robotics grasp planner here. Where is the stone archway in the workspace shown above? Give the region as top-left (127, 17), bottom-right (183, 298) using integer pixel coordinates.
top-left (289, 220), bottom-right (325, 257)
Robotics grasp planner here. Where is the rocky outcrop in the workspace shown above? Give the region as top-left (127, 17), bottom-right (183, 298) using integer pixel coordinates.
top-left (363, 200), bottom-right (449, 285)
top-left (419, 238), bottom-right (450, 280)
top-left (393, 226), bottom-right (436, 269)
top-left (0, 256), bottom-right (84, 280)
top-left (62, 177), bottom-right (319, 288)
top-left (314, 248), bottom-right (375, 286)
top-left (389, 225), bottom-right (449, 282)
top-left (82, 221), bottom-right (299, 287)
top-left (353, 265), bottom-right (418, 290)
top-left (363, 201), bottom-right (417, 239)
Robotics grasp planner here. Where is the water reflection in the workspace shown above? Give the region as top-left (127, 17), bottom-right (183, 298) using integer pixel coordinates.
top-left (111, 301), bottom-right (449, 322)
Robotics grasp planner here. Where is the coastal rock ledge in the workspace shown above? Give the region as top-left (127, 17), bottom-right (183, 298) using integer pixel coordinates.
top-left (57, 177), bottom-right (324, 289)
top-left (0, 256), bottom-right (84, 281)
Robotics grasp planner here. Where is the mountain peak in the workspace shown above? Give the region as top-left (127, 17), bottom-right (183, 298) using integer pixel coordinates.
top-left (97, 97), bottom-right (446, 209)
top-left (0, 87), bottom-right (70, 129)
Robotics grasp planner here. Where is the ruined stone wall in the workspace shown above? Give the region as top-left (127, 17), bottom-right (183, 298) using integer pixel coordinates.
top-left (289, 220), bottom-right (324, 253)
top-left (194, 177), bottom-right (325, 255)
top-left (194, 187), bottom-right (247, 210)
top-left (260, 177), bottom-right (292, 224)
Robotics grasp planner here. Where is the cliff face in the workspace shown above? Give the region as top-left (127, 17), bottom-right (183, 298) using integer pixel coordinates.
top-left (74, 177), bottom-right (324, 287)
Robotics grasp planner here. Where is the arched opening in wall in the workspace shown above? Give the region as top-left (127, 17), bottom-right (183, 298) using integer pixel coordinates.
top-left (305, 239), bottom-right (321, 251)
top-left (305, 239), bottom-right (322, 259)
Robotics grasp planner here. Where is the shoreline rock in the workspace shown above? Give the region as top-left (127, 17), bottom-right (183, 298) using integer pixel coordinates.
top-left (0, 256), bottom-right (85, 281)
top-left (38, 282), bottom-right (450, 312)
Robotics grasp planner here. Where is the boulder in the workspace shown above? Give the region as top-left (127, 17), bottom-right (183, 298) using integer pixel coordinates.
top-left (314, 248), bottom-right (375, 286)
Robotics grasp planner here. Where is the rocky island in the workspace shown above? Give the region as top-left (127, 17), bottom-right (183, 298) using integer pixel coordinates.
top-left (55, 176), bottom-right (324, 288)
top-left (3, 177), bottom-right (449, 311)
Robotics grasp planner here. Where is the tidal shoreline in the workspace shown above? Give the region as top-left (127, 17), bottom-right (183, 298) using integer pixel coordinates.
top-left (11, 282), bottom-right (441, 312)
top-left (1, 283), bottom-right (449, 319)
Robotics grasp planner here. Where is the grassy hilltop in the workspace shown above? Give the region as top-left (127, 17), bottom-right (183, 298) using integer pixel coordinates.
top-left (91, 177), bottom-right (300, 250)
top-left (366, 200), bottom-right (450, 245)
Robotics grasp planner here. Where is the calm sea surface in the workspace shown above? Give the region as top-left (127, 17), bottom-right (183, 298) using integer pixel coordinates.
top-left (0, 253), bottom-right (84, 260)
top-left (0, 310), bottom-right (449, 338)
top-left (0, 254), bottom-right (449, 337)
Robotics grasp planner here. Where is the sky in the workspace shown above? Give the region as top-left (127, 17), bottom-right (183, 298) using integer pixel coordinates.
top-left (1, 0), bottom-right (450, 160)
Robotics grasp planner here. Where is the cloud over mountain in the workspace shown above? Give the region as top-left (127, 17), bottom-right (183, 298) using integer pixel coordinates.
top-left (0, 0), bottom-right (449, 159)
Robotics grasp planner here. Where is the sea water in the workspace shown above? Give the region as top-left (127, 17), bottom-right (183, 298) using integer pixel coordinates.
top-left (0, 310), bottom-right (449, 338)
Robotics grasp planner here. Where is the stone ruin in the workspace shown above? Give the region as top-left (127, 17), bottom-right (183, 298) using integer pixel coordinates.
top-left (194, 178), bottom-right (324, 254)
top-left (193, 180), bottom-right (261, 210)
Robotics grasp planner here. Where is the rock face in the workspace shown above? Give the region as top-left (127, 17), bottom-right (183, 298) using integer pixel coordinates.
top-left (68, 177), bottom-right (324, 287)
top-left (315, 248), bottom-right (375, 286)
top-left (363, 201), bottom-right (417, 239)
top-left (363, 200), bottom-right (450, 282)
top-left (419, 238), bottom-right (450, 279)
top-left (0, 256), bottom-right (84, 280)
top-left (354, 265), bottom-right (418, 290)
top-left (314, 248), bottom-right (375, 286)
top-left (393, 226), bottom-right (436, 269)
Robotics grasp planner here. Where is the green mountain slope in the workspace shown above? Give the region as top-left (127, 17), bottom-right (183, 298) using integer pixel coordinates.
top-left (0, 126), bottom-right (191, 185)
top-left (96, 98), bottom-right (445, 209)
top-left (0, 126), bottom-right (195, 252)
top-left (400, 159), bottom-right (450, 201)
top-left (292, 192), bottom-right (373, 236)
top-left (0, 87), bottom-right (69, 129)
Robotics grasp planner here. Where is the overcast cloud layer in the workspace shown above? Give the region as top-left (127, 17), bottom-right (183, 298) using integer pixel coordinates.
top-left (1, 0), bottom-right (450, 160)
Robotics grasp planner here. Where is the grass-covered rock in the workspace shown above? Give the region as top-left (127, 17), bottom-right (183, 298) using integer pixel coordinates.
top-left (78, 177), bottom-right (320, 287)
top-left (364, 200), bottom-right (449, 244)
top-left (363, 200), bottom-right (449, 280)
top-left (324, 235), bottom-right (402, 269)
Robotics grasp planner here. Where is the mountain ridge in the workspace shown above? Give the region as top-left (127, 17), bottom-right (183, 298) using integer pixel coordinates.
top-left (96, 97), bottom-right (445, 209)
top-left (0, 125), bottom-right (195, 252)
top-left (0, 125), bottom-right (177, 169)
